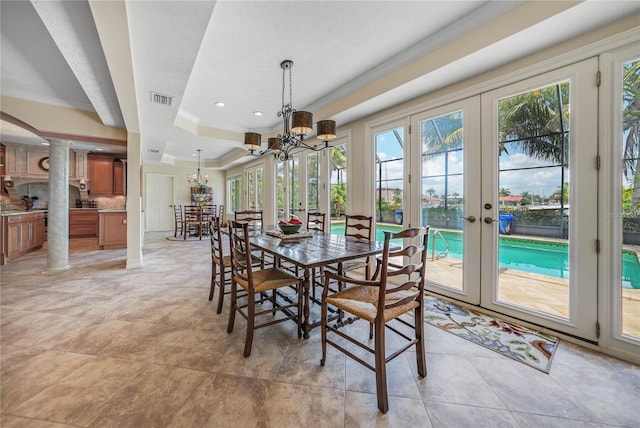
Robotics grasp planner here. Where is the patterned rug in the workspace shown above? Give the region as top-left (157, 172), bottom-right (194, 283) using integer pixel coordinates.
top-left (424, 295), bottom-right (559, 373)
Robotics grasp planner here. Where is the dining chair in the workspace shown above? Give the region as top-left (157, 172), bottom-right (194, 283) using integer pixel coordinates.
top-left (306, 212), bottom-right (326, 298)
top-left (209, 215), bottom-right (232, 313)
top-left (324, 214), bottom-right (374, 281)
top-left (183, 205), bottom-right (204, 240)
top-left (306, 212), bottom-right (326, 232)
top-left (320, 226), bottom-right (429, 413)
top-left (173, 205), bottom-right (184, 238)
top-left (227, 220), bottom-right (303, 357)
top-left (234, 210), bottom-right (269, 267)
top-left (218, 204), bottom-right (225, 225)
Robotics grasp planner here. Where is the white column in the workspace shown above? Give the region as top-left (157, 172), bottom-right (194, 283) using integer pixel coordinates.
top-left (46, 138), bottom-right (70, 273)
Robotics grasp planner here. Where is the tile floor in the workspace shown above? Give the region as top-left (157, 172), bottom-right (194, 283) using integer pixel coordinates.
top-left (1, 232), bottom-right (639, 427)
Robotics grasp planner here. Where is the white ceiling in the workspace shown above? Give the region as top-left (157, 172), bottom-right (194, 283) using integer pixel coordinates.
top-left (1, 0), bottom-right (639, 169)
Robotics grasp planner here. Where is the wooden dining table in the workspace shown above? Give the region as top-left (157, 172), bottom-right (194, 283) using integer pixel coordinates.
top-left (245, 226), bottom-right (387, 338)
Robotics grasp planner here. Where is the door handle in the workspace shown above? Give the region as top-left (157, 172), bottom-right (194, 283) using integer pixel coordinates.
top-left (460, 215), bottom-right (476, 223)
top-left (484, 217), bottom-right (499, 224)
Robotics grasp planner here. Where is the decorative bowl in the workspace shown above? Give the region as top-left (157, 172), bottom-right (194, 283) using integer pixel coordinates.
top-left (278, 223), bottom-right (302, 235)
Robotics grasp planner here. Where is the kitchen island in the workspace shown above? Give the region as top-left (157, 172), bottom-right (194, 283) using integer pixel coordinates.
top-left (98, 209), bottom-right (127, 249)
top-left (0, 211), bottom-right (46, 265)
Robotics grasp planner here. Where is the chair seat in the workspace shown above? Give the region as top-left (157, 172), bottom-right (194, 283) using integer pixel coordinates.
top-left (326, 285), bottom-right (420, 323)
top-left (214, 254), bottom-right (231, 268)
top-left (235, 268), bottom-right (300, 293)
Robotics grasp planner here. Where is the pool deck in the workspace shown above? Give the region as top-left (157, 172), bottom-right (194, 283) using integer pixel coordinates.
top-left (427, 254), bottom-right (640, 339)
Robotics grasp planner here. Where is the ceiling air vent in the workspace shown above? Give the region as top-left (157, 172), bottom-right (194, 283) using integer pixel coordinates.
top-left (148, 149), bottom-right (160, 154)
top-left (150, 92), bottom-right (174, 106)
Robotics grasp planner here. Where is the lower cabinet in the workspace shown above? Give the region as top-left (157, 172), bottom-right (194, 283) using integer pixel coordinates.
top-left (69, 210), bottom-right (98, 238)
top-left (1, 212), bottom-right (46, 264)
top-left (99, 211), bottom-right (127, 249)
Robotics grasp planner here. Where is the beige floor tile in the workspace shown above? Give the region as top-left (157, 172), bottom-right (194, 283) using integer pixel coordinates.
top-left (1, 233), bottom-right (638, 427)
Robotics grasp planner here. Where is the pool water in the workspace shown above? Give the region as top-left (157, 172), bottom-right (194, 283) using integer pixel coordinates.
top-left (330, 223), bottom-right (640, 289)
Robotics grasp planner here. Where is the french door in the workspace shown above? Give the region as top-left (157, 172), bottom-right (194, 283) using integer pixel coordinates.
top-left (275, 152), bottom-right (321, 223)
top-left (409, 58), bottom-right (599, 340)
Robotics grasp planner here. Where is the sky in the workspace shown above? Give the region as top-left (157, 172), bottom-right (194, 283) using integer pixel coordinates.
top-left (375, 128), bottom-right (565, 201)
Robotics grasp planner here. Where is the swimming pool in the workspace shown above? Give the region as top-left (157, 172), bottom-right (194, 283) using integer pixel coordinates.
top-left (330, 223), bottom-right (640, 289)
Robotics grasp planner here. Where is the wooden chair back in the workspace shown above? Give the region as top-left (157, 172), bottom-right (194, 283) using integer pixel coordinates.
top-left (173, 205), bottom-right (184, 238)
top-left (307, 212), bottom-right (326, 232)
top-left (234, 210), bottom-right (263, 230)
top-left (345, 214), bottom-right (373, 241)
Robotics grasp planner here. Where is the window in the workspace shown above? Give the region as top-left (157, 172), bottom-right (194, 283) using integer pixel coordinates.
top-left (228, 175), bottom-right (242, 212)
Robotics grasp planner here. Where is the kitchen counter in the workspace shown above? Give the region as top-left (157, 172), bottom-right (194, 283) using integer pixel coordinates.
top-left (1, 210), bottom-right (39, 216)
top-left (98, 209), bottom-right (126, 213)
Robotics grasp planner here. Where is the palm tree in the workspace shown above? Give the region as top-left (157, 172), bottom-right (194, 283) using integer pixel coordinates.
top-left (622, 60), bottom-right (640, 207)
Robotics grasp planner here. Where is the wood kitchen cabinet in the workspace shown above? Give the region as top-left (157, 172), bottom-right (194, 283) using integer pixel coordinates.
top-left (88, 155), bottom-right (114, 195)
top-left (113, 161), bottom-right (125, 195)
top-left (88, 155), bottom-right (127, 196)
top-left (69, 209), bottom-right (98, 238)
top-left (1, 212), bottom-right (46, 264)
top-left (99, 210), bottom-right (127, 249)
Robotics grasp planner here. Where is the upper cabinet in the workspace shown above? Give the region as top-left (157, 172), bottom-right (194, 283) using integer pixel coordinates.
top-left (88, 155), bottom-right (126, 196)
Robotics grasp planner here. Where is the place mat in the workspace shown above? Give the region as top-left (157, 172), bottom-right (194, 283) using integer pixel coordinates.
top-left (266, 230), bottom-right (313, 240)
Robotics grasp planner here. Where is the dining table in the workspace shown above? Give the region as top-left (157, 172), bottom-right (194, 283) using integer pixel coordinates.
top-left (245, 226), bottom-right (387, 338)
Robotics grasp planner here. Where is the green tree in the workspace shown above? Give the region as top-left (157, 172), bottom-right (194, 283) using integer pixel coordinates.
top-left (622, 60), bottom-right (640, 206)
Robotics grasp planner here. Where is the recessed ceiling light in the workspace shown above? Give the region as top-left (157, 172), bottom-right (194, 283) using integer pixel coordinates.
top-left (95, 148), bottom-right (104, 151)
top-left (215, 102), bottom-right (225, 107)
top-left (192, 153), bottom-right (197, 157)
top-left (41, 141), bottom-right (49, 146)
top-left (253, 111), bottom-right (263, 116)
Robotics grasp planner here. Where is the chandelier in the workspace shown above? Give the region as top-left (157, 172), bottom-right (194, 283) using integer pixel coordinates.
top-left (187, 149), bottom-right (209, 185)
top-left (244, 60), bottom-right (336, 161)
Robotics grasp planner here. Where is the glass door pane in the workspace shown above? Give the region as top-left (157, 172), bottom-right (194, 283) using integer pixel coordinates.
top-left (275, 162), bottom-right (285, 222)
top-left (307, 152), bottom-right (320, 213)
top-left (412, 97), bottom-right (481, 303)
top-left (620, 57), bottom-right (640, 340)
top-left (374, 126), bottom-right (404, 241)
top-left (246, 166), bottom-right (264, 211)
top-left (330, 143), bottom-right (347, 227)
top-left (495, 81), bottom-right (571, 320)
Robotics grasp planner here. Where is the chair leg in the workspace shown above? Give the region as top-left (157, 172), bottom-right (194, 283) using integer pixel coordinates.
top-left (415, 305), bottom-right (427, 377)
top-left (216, 268), bottom-right (226, 314)
top-left (244, 292), bottom-right (255, 357)
top-left (320, 293), bottom-right (328, 366)
top-left (227, 279), bottom-right (237, 333)
top-left (209, 261), bottom-right (217, 301)
top-left (297, 282), bottom-right (303, 339)
top-left (374, 318), bottom-right (389, 414)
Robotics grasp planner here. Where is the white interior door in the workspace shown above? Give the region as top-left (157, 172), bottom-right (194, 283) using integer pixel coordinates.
top-left (146, 173), bottom-right (175, 232)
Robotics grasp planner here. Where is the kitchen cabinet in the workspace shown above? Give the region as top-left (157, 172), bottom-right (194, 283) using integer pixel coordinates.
top-left (1, 212), bottom-right (46, 264)
top-left (113, 161), bottom-right (125, 195)
top-left (88, 155), bottom-right (114, 195)
top-left (88, 155), bottom-right (127, 196)
top-left (69, 209), bottom-right (98, 238)
top-left (99, 210), bottom-right (127, 249)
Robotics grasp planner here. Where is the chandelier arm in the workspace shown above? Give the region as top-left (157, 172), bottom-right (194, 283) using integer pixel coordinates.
top-left (244, 60), bottom-right (336, 158)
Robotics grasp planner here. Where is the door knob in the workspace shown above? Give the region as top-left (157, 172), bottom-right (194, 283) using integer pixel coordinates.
top-left (484, 217), bottom-right (499, 224)
top-left (460, 215), bottom-right (476, 223)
